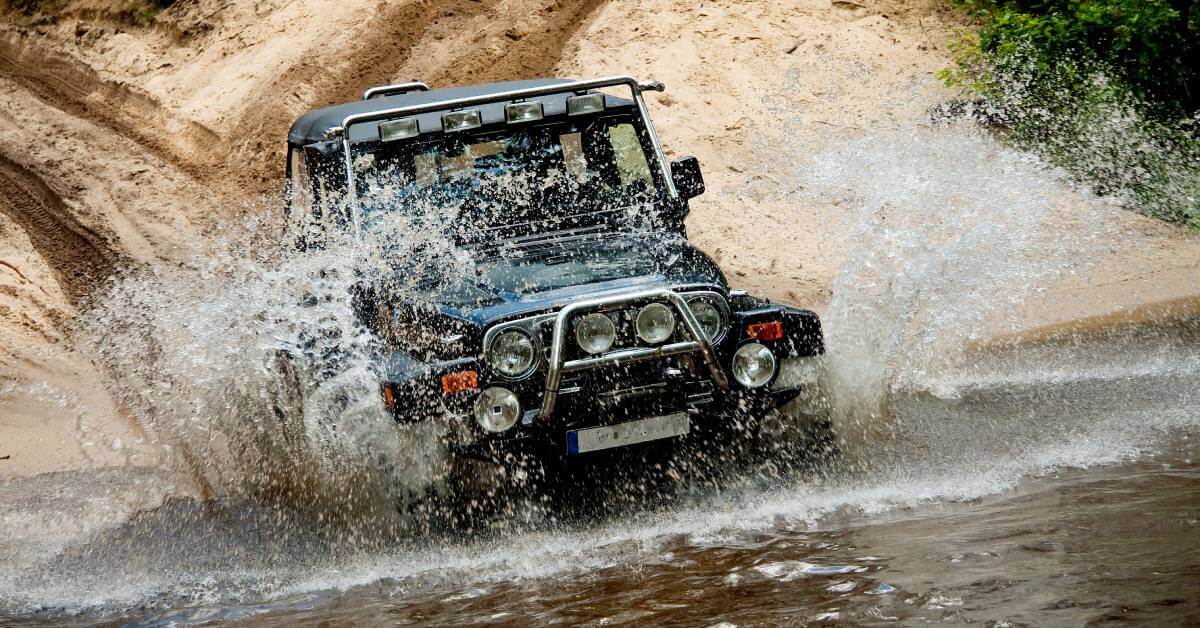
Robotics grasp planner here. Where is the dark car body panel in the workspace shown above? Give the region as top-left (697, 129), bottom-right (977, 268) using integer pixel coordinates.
top-left (370, 237), bottom-right (825, 457)
top-left (383, 232), bottom-right (725, 325)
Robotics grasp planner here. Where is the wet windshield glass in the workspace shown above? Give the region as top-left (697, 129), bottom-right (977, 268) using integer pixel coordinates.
top-left (394, 233), bottom-right (713, 308)
top-left (354, 117), bottom-right (659, 232)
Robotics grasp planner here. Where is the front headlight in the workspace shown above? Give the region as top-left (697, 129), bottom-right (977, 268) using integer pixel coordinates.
top-left (473, 386), bottom-right (520, 432)
top-left (486, 330), bottom-right (536, 377)
top-left (575, 313), bottom-right (616, 354)
top-left (732, 342), bottom-right (777, 388)
top-left (635, 302), bottom-right (676, 344)
top-left (687, 298), bottom-right (725, 342)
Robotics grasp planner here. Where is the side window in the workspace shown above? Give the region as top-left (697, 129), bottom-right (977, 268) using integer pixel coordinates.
top-left (607, 123), bottom-right (655, 190)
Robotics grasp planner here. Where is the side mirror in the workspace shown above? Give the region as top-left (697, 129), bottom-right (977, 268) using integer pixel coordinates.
top-left (670, 156), bottom-right (705, 200)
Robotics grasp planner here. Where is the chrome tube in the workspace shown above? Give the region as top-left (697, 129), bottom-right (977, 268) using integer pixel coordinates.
top-left (362, 81), bottom-right (430, 100)
top-left (340, 135), bottom-right (360, 233)
top-left (562, 341), bottom-right (701, 372)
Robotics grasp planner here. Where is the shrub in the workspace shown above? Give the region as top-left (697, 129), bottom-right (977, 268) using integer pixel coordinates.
top-left (943, 0), bottom-right (1200, 228)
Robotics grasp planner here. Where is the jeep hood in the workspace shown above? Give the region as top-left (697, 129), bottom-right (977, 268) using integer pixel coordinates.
top-left (395, 232), bottom-right (726, 321)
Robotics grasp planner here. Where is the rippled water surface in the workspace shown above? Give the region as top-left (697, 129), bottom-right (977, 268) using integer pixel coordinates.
top-left (3, 124), bottom-right (1198, 625)
top-left (243, 453), bottom-right (1200, 626)
top-left (4, 321), bottom-right (1197, 626)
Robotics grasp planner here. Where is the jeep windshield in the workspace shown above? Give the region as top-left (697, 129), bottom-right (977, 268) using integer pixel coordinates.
top-left (354, 116), bottom-right (661, 235)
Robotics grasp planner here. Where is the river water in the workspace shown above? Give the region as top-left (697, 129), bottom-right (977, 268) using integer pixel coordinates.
top-left (2, 125), bottom-right (1198, 625)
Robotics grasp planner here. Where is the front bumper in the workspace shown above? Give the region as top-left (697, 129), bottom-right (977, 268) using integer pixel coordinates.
top-left (380, 288), bottom-right (824, 460)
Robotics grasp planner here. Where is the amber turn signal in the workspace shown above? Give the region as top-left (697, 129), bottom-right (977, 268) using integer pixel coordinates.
top-left (441, 370), bottom-right (479, 394)
top-left (381, 385), bottom-right (397, 411)
top-left (746, 321), bottom-right (784, 342)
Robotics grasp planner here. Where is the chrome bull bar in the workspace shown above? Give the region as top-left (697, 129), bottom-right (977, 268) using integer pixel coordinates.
top-left (540, 288), bottom-right (730, 421)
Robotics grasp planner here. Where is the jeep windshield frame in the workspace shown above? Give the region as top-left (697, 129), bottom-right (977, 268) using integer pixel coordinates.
top-left (352, 112), bottom-right (665, 238)
top-left (322, 77), bottom-right (678, 235)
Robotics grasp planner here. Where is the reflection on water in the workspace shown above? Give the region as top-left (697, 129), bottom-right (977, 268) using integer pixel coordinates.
top-left (241, 454), bottom-right (1198, 626)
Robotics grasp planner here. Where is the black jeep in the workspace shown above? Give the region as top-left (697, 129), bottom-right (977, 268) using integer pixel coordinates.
top-left (284, 77), bottom-right (827, 470)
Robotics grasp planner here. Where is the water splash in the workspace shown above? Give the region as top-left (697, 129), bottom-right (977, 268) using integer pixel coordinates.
top-left (70, 205), bottom-right (465, 522)
top-left (3, 116), bottom-right (1198, 620)
top-left (808, 124), bottom-right (1119, 457)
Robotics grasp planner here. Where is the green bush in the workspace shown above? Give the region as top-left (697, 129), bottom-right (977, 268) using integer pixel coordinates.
top-left (972, 1), bottom-right (1198, 115)
top-left (944, 0), bottom-right (1200, 228)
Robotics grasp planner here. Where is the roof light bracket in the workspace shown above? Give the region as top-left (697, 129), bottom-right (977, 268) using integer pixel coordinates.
top-left (362, 81), bottom-right (431, 100)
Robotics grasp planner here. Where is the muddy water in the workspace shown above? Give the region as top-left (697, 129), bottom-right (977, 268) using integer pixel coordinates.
top-left (252, 453), bottom-right (1200, 626)
top-left (3, 124), bottom-right (1199, 624)
top-left (3, 320), bottom-right (1198, 625)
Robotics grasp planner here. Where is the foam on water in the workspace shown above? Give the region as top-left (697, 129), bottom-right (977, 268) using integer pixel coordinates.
top-left (2, 122), bottom-right (1198, 618)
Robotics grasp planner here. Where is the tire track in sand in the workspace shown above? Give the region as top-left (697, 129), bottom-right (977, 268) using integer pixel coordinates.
top-left (0, 31), bottom-right (222, 188)
top-left (0, 154), bottom-right (120, 305)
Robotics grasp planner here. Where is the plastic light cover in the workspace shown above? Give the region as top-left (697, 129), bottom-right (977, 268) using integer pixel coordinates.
top-left (576, 313), bottom-right (616, 355)
top-left (378, 117), bottom-right (419, 142)
top-left (505, 101), bottom-right (544, 123)
top-left (636, 303), bottom-right (676, 344)
top-left (487, 330), bottom-right (536, 377)
top-left (442, 109), bottom-right (482, 132)
top-left (473, 387), bottom-right (521, 433)
top-left (688, 299), bottom-right (724, 342)
top-left (441, 370), bottom-right (479, 394)
top-left (732, 342), bottom-right (777, 388)
top-left (567, 93), bottom-right (605, 116)
top-left (747, 320), bottom-right (784, 342)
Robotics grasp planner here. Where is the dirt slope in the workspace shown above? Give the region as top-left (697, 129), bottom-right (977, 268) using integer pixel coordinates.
top-left (0, 0), bottom-right (1196, 482)
top-left (561, 0), bottom-right (965, 304)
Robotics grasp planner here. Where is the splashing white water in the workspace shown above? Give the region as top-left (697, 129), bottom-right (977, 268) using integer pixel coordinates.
top-left (71, 208), bottom-right (463, 516)
top-left (808, 124), bottom-right (1120, 456)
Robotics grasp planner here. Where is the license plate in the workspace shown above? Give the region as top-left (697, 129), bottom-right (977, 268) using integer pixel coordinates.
top-left (567, 412), bottom-right (691, 455)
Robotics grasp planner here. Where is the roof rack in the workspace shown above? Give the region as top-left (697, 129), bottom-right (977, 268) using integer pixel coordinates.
top-left (361, 81), bottom-right (430, 100)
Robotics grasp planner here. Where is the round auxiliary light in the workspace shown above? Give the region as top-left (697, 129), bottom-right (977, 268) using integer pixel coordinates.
top-left (473, 386), bottom-right (521, 433)
top-left (732, 342), bottom-right (777, 389)
top-left (575, 313), bottom-right (616, 355)
top-left (486, 330), bottom-right (536, 377)
top-left (635, 302), bottom-right (676, 344)
top-left (688, 299), bottom-right (724, 342)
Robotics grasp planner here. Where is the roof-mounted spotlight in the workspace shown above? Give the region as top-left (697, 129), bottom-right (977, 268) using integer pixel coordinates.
top-left (505, 101), bottom-right (544, 124)
top-left (567, 93), bottom-right (605, 116)
top-left (378, 117), bottom-right (419, 142)
top-left (442, 109), bottom-right (482, 132)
